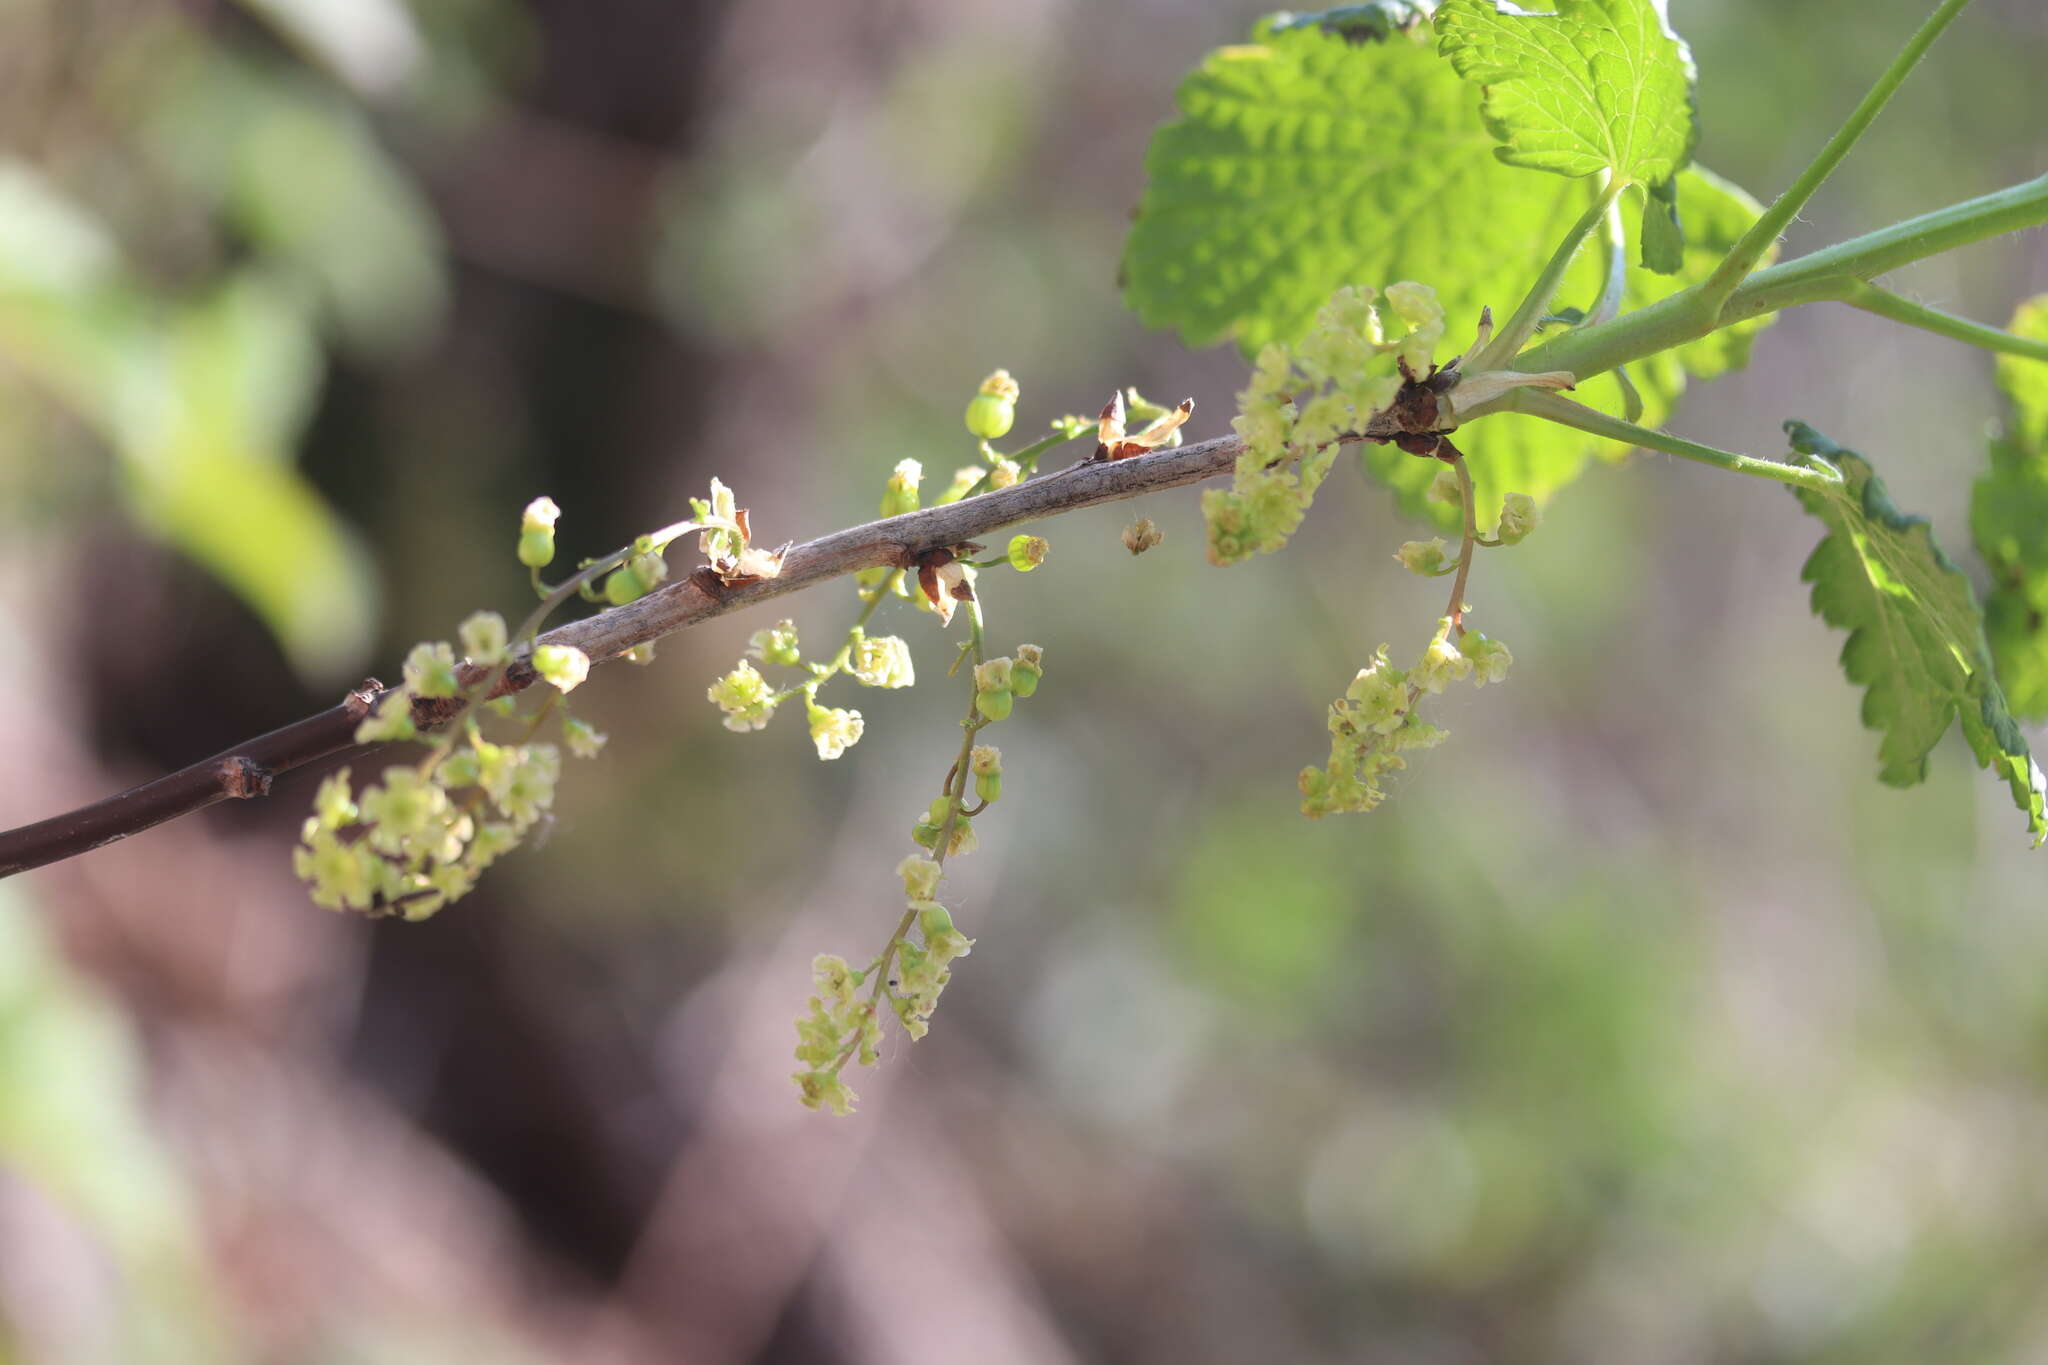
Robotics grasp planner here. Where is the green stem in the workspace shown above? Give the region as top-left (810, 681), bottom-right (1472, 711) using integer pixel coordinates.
top-left (1697, 0), bottom-right (1976, 312)
top-left (1475, 178), bottom-right (1627, 371)
top-left (1487, 173), bottom-right (2048, 401)
top-left (1840, 280), bottom-right (2048, 363)
top-left (770, 568), bottom-right (905, 706)
top-left (1585, 180), bottom-right (1628, 328)
top-left (849, 606), bottom-right (987, 1060)
top-left (1445, 456), bottom-right (1479, 630)
top-left (958, 425), bottom-right (1089, 502)
top-left (1509, 389), bottom-right (1844, 493)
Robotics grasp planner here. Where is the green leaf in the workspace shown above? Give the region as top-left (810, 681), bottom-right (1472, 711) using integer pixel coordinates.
top-left (1787, 421), bottom-right (2046, 845)
top-left (1433, 0), bottom-right (1696, 187)
top-left (1973, 295), bottom-right (2048, 718)
top-left (1363, 163), bottom-right (1772, 532)
top-left (1638, 177), bottom-right (1683, 274)
top-left (1121, 26), bottom-right (1761, 533)
top-left (0, 160), bottom-right (377, 682)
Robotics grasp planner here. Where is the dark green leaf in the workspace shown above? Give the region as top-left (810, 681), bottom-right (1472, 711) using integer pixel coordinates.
top-left (1788, 421), bottom-right (2046, 845)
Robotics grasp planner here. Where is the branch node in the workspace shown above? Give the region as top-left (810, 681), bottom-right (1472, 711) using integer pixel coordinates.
top-left (344, 680), bottom-right (384, 718)
top-left (217, 756), bottom-right (273, 800)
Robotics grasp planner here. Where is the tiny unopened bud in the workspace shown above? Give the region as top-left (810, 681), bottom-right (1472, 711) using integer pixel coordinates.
top-left (880, 459), bottom-right (923, 518)
top-left (1010, 644), bottom-right (1043, 698)
top-left (965, 369), bottom-right (1019, 440)
top-left (1007, 535), bottom-right (1048, 571)
top-left (518, 497), bottom-right (562, 568)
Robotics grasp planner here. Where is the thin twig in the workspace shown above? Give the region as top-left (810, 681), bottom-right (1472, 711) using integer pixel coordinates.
top-left (7, 424), bottom-right (1407, 879)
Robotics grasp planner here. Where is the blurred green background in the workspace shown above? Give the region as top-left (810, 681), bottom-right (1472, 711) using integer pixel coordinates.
top-left (2, 1), bottom-right (2046, 1361)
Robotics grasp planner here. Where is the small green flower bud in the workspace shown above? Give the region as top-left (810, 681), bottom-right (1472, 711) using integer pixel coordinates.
top-left (965, 369), bottom-right (1020, 440)
top-left (1496, 492), bottom-right (1540, 545)
top-left (404, 642), bottom-right (461, 699)
top-left (1007, 535), bottom-right (1048, 572)
top-left (806, 700), bottom-right (865, 760)
top-left (899, 855), bottom-right (942, 902)
top-left (562, 715), bottom-right (608, 758)
top-left (879, 459), bottom-right (923, 518)
top-left (918, 901), bottom-right (955, 938)
top-left (1010, 644), bottom-right (1044, 698)
top-left (748, 619), bottom-right (802, 668)
top-left (532, 644), bottom-right (591, 693)
top-left (976, 770), bottom-right (1002, 803)
top-left (848, 632), bottom-right (913, 688)
top-left (928, 797), bottom-right (953, 825)
top-left (965, 393), bottom-right (1014, 441)
top-left (1394, 538), bottom-right (1450, 576)
top-left (708, 660), bottom-right (777, 730)
top-left (1459, 630), bottom-right (1512, 686)
top-left (459, 611), bottom-right (508, 666)
top-left (972, 656), bottom-right (1014, 719)
top-left (604, 565), bottom-right (645, 605)
top-left (1425, 467), bottom-right (1463, 508)
top-left (518, 496), bottom-right (561, 568)
top-left (626, 642), bottom-right (657, 665)
top-left (987, 458), bottom-right (1022, 489)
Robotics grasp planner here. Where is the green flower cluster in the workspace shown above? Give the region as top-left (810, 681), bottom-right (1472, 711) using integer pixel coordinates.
top-left (296, 495), bottom-right (626, 918)
top-left (1299, 618), bottom-right (1513, 818)
top-left (794, 645), bottom-right (1039, 1116)
top-left (706, 616), bottom-right (919, 760)
top-left (296, 612), bottom-right (600, 918)
top-left (793, 954), bottom-right (880, 1117)
top-left (1205, 282), bottom-right (1442, 566)
top-left (792, 854), bottom-right (978, 1116)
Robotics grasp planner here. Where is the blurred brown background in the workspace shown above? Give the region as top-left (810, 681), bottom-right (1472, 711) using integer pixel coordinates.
top-left (3, 1), bottom-right (2048, 1361)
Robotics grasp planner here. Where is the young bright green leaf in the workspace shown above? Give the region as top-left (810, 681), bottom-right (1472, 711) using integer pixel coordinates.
top-left (1971, 295), bottom-right (2048, 718)
top-left (1433, 0), bottom-right (1697, 187)
top-left (1788, 421), bottom-right (2047, 845)
top-left (1361, 164), bottom-right (1772, 532)
top-left (1638, 177), bottom-right (1684, 274)
top-left (1121, 25), bottom-right (1761, 534)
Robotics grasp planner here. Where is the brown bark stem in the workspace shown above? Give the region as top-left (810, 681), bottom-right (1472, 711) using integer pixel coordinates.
top-left (1, 428), bottom-right (1323, 878)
